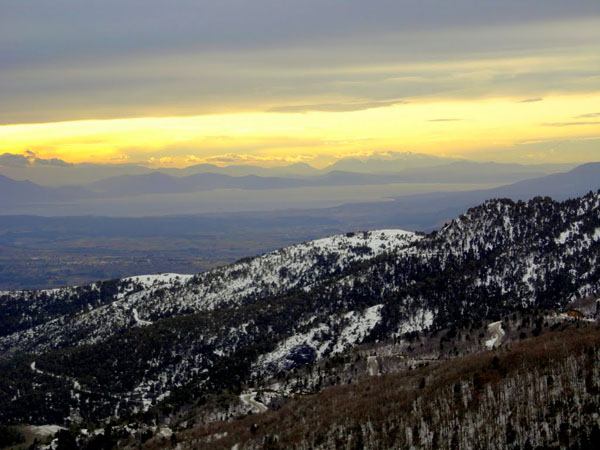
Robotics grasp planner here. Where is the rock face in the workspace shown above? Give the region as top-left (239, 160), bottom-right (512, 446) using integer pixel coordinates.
top-left (0, 192), bottom-right (599, 425)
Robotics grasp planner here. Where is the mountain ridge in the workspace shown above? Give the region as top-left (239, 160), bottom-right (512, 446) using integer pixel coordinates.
top-left (0, 161), bottom-right (582, 206)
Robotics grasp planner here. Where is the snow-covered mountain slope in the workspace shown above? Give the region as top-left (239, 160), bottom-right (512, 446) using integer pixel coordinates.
top-left (1, 192), bottom-right (599, 426)
top-left (315, 193), bottom-right (600, 333)
top-left (0, 230), bottom-right (420, 356)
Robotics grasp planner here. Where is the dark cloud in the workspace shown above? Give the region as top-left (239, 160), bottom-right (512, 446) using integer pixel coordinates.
top-left (3, 1), bottom-right (595, 47)
top-left (576, 112), bottom-right (600, 118)
top-left (205, 156), bottom-right (239, 163)
top-left (23, 150), bottom-right (71, 166)
top-left (542, 121), bottom-right (600, 127)
top-left (0, 153), bottom-right (30, 167)
top-left (0, 151), bottom-right (74, 167)
top-left (269, 99), bottom-right (403, 113)
top-left (3, 1), bottom-right (597, 65)
top-left (1, 0), bottom-right (599, 124)
top-left (34, 157), bottom-right (73, 167)
top-left (519, 98), bottom-right (543, 103)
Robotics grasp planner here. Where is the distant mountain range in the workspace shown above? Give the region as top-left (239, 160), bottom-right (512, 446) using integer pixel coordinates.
top-left (86, 162), bottom-right (558, 198)
top-left (0, 161), bottom-right (588, 207)
top-left (301, 162), bottom-right (600, 230)
top-left (0, 151), bottom-right (575, 186)
top-left (0, 175), bottom-right (93, 204)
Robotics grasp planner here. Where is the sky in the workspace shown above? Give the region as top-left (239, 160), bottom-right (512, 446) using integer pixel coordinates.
top-left (1, 0), bottom-right (599, 168)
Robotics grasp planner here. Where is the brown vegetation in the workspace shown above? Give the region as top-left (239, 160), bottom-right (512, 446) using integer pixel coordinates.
top-left (153, 323), bottom-right (600, 449)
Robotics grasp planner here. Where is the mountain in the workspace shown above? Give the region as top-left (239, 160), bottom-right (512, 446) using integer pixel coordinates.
top-left (1, 191), bottom-right (599, 430)
top-left (0, 162), bottom-right (320, 187)
top-left (170, 162), bottom-right (319, 177)
top-left (88, 172), bottom-right (186, 196)
top-left (386, 161), bottom-right (600, 205)
top-left (0, 174), bottom-right (92, 205)
top-left (0, 161), bottom-right (584, 217)
top-left (321, 153), bottom-right (573, 175)
top-left (389, 160), bottom-right (563, 183)
top-left (0, 163), bottom-right (153, 187)
top-left (324, 152), bottom-right (461, 173)
top-left (86, 172), bottom-right (309, 196)
top-left (0, 230), bottom-right (421, 356)
top-left (0, 175), bottom-right (56, 204)
top-left (489, 161), bottom-right (600, 199)
top-left (81, 162), bottom-right (579, 198)
top-left (308, 162), bottom-right (558, 185)
top-left (1, 156), bottom-right (574, 190)
top-left (310, 161), bottom-right (600, 230)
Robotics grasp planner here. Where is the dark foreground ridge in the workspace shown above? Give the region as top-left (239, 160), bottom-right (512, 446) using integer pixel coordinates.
top-left (175, 323), bottom-right (600, 450)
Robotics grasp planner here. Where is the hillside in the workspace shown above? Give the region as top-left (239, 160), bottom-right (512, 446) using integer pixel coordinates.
top-left (0, 230), bottom-right (419, 357)
top-left (0, 192), bottom-right (599, 439)
top-left (174, 323), bottom-right (600, 450)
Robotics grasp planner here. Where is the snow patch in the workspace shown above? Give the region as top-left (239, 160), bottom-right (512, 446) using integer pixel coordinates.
top-left (25, 425), bottom-right (65, 437)
top-left (124, 273), bottom-right (193, 286)
top-left (485, 321), bottom-right (505, 349)
top-left (332, 304), bottom-right (384, 353)
top-left (156, 427), bottom-right (173, 438)
top-left (556, 222), bottom-right (582, 245)
top-left (367, 356), bottom-right (380, 376)
top-left (397, 309), bottom-right (434, 335)
top-left (257, 304), bottom-right (385, 372)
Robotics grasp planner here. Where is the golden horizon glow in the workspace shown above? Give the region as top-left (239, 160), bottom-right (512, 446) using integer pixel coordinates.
top-left (1, 93), bottom-right (600, 167)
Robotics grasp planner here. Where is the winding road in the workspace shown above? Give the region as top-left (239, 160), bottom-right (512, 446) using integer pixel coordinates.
top-left (239, 391), bottom-right (268, 413)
